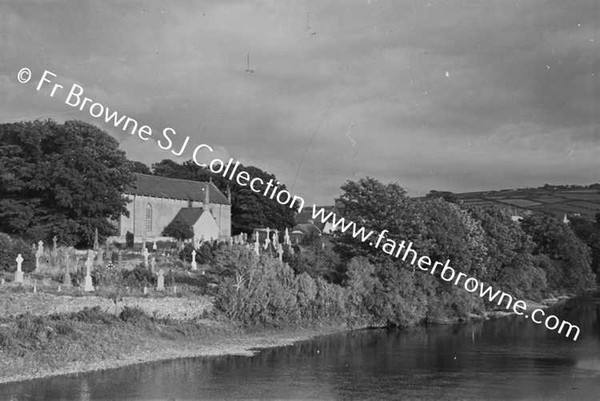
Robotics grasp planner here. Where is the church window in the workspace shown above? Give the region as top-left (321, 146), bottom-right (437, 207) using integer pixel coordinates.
top-left (145, 204), bottom-right (153, 232)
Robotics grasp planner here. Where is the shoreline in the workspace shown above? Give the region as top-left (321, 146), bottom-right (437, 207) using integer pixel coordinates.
top-left (0, 323), bottom-right (351, 386)
top-left (1, 292), bottom-right (591, 386)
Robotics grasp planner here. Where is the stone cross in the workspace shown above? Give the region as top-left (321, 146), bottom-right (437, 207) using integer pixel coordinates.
top-left (191, 249), bottom-right (198, 271)
top-left (14, 254), bottom-right (24, 284)
top-left (141, 246), bottom-right (149, 268)
top-left (156, 269), bottom-right (165, 291)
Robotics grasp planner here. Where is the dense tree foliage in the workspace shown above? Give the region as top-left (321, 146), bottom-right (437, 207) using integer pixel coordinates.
top-left (0, 120), bottom-right (134, 247)
top-left (151, 159), bottom-right (295, 235)
top-left (162, 219), bottom-right (194, 241)
top-left (570, 214), bottom-right (600, 283)
top-left (521, 213), bottom-right (596, 292)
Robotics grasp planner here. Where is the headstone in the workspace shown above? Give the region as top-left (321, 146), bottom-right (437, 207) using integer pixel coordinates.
top-left (53, 236), bottom-right (58, 252)
top-left (33, 285), bottom-right (37, 293)
top-left (254, 235), bottom-right (260, 256)
top-left (173, 286), bottom-right (177, 294)
top-left (284, 228), bottom-right (291, 246)
top-left (93, 228), bottom-right (99, 251)
top-left (83, 255), bottom-right (94, 292)
top-left (264, 228), bottom-right (271, 250)
top-left (96, 248), bottom-right (104, 266)
top-left (152, 241), bottom-right (157, 252)
top-left (0, 279), bottom-right (5, 285)
top-left (57, 285), bottom-right (61, 292)
top-left (14, 254), bottom-right (24, 284)
top-left (143, 286), bottom-right (148, 295)
top-left (191, 250), bottom-right (197, 271)
top-left (35, 241), bottom-right (44, 270)
top-left (141, 246), bottom-right (149, 268)
top-left (156, 269), bottom-right (165, 291)
top-left (149, 257), bottom-right (156, 273)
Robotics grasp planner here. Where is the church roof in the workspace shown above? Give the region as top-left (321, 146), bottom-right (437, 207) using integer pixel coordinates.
top-left (171, 207), bottom-right (205, 226)
top-left (126, 173), bottom-right (230, 204)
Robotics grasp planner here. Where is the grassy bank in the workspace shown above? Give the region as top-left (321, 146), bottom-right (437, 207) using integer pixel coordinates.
top-left (0, 307), bottom-right (348, 385)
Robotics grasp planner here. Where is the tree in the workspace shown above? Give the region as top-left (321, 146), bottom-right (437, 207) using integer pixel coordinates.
top-left (151, 159), bottom-right (296, 235)
top-left (162, 219), bottom-right (194, 241)
top-left (127, 160), bottom-right (152, 175)
top-left (521, 213), bottom-right (596, 292)
top-left (0, 120), bottom-right (135, 247)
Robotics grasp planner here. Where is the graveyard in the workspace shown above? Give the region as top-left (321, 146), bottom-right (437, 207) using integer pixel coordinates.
top-left (0, 229), bottom-right (343, 384)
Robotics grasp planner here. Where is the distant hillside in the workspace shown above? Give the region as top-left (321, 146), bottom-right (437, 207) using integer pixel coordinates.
top-left (447, 184), bottom-right (600, 222)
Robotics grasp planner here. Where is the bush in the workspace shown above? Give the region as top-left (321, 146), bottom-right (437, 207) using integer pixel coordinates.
top-left (121, 265), bottom-right (156, 287)
top-left (126, 231), bottom-right (134, 248)
top-left (0, 233), bottom-right (35, 273)
top-left (70, 306), bottom-right (116, 324)
top-left (162, 220), bottom-right (194, 241)
top-left (119, 306), bottom-right (151, 323)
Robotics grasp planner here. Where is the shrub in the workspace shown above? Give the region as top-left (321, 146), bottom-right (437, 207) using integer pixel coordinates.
top-left (119, 306), bottom-right (151, 323)
top-left (121, 265), bottom-right (156, 287)
top-left (0, 233), bottom-right (35, 273)
top-left (162, 220), bottom-right (194, 241)
top-left (70, 306), bottom-right (116, 324)
top-left (125, 231), bottom-right (134, 248)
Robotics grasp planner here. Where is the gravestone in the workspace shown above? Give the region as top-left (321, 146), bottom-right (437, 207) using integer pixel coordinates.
top-left (14, 254), bottom-right (24, 284)
top-left (149, 257), bottom-right (156, 273)
top-left (93, 228), bottom-right (99, 251)
top-left (143, 286), bottom-right (148, 295)
top-left (254, 235), bottom-right (260, 256)
top-left (96, 248), bottom-right (104, 266)
top-left (35, 241), bottom-right (44, 270)
top-left (106, 247), bottom-right (113, 264)
top-left (156, 269), bottom-right (165, 291)
top-left (191, 250), bottom-right (197, 271)
top-left (284, 228), bottom-right (291, 246)
top-left (83, 252), bottom-right (94, 292)
top-left (152, 241), bottom-right (157, 252)
top-left (141, 247), bottom-right (149, 268)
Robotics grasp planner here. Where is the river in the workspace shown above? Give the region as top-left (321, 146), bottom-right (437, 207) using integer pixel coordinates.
top-left (1, 293), bottom-right (599, 400)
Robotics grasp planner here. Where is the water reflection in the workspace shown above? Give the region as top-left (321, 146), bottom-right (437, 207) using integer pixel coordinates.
top-left (1, 294), bottom-right (599, 400)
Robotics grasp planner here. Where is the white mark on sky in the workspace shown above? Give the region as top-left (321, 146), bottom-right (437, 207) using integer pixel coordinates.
top-left (345, 123), bottom-right (356, 147)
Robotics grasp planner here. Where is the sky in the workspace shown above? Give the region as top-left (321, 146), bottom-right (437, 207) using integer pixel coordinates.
top-left (1, 0), bottom-right (599, 204)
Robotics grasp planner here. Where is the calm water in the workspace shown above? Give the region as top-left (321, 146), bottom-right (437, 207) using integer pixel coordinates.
top-left (1, 294), bottom-right (599, 400)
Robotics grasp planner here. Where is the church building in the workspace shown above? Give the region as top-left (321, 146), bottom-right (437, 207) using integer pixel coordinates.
top-left (111, 173), bottom-right (231, 243)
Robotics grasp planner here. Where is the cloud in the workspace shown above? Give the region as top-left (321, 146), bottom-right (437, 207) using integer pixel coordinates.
top-left (1, 0), bottom-right (598, 204)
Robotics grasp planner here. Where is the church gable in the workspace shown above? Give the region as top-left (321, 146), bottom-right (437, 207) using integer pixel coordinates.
top-left (170, 207), bottom-right (220, 241)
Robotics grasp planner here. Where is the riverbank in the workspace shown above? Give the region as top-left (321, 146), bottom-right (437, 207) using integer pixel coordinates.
top-left (0, 308), bottom-right (349, 385)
